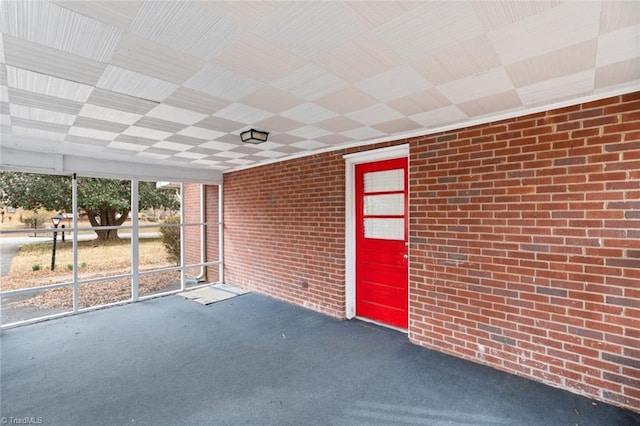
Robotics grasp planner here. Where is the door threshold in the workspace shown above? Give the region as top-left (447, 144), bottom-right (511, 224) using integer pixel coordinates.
top-left (355, 316), bottom-right (408, 334)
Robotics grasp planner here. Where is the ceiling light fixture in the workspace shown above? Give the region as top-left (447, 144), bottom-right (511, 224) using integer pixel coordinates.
top-left (240, 129), bottom-right (269, 144)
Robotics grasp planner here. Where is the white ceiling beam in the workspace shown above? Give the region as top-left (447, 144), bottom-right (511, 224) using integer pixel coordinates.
top-left (0, 148), bottom-right (222, 184)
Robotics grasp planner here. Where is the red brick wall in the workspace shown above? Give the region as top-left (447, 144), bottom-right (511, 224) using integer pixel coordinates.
top-left (409, 92), bottom-right (640, 410)
top-left (205, 185), bottom-right (220, 283)
top-left (221, 92), bottom-right (640, 412)
top-left (223, 152), bottom-right (347, 317)
top-left (183, 183), bottom-right (201, 268)
top-left (223, 143), bottom-right (400, 317)
top-left (184, 183), bottom-right (220, 283)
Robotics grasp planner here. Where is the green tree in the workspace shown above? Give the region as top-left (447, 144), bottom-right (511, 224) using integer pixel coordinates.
top-left (0, 172), bottom-right (179, 241)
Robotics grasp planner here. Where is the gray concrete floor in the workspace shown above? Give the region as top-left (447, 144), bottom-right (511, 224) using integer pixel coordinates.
top-left (1, 293), bottom-right (639, 426)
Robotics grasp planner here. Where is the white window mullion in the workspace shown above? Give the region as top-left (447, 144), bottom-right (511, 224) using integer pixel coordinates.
top-left (180, 182), bottom-right (186, 291)
top-left (72, 173), bottom-right (79, 313)
top-left (131, 178), bottom-right (139, 302)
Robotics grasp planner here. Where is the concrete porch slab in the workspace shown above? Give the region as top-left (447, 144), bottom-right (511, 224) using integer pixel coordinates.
top-left (1, 293), bottom-right (639, 425)
top-left (177, 283), bottom-right (250, 305)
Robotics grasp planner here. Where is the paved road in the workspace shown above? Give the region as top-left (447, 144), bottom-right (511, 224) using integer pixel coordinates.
top-left (1, 236), bottom-right (49, 277)
top-left (0, 232), bottom-right (160, 277)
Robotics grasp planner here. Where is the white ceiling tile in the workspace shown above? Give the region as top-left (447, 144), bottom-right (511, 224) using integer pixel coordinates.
top-left (53, 1), bottom-right (142, 28)
top-left (355, 65), bottom-right (432, 102)
top-left (506, 40), bottom-right (597, 88)
top-left (7, 66), bottom-right (92, 101)
top-left (473, 2), bottom-right (561, 32)
top-left (254, 150), bottom-right (288, 159)
top-left (457, 90), bottom-right (523, 118)
top-left (344, 2), bottom-right (421, 28)
top-left (195, 116), bottom-right (244, 133)
top-left (0, 34), bottom-right (5, 63)
top-left (199, 141), bottom-right (237, 152)
top-left (238, 87), bottom-right (303, 114)
top-left (200, 2), bottom-right (280, 29)
top-left (346, 104), bottom-right (403, 126)
top-left (600, 2), bottom-right (640, 34)
top-left (215, 151), bottom-right (248, 159)
top-left (8, 87), bottom-right (83, 115)
top-left (97, 65), bottom-right (178, 103)
top-left (107, 141), bottom-right (147, 152)
top-left (488, 2), bottom-right (601, 65)
top-left (123, 126), bottom-right (172, 141)
top-left (12, 116), bottom-right (69, 134)
top-left (10, 104), bottom-right (76, 125)
top-left (136, 151), bottom-right (171, 161)
top-left (438, 67), bottom-right (515, 104)
top-left (153, 141), bottom-right (192, 152)
top-left (110, 34), bottom-right (206, 84)
top-left (373, 118), bottom-right (423, 135)
top-left (375, 2), bottom-right (485, 59)
top-left (130, 2), bottom-right (239, 60)
top-left (340, 126), bottom-right (386, 140)
top-left (252, 116), bottom-right (304, 133)
top-left (272, 64), bottom-right (348, 101)
top-left (173, 151), bottom-right (209, 160)
top-left (132, 116), bottom-right (185, 134)
top-left (164, 134), bottom-right (204, 146)
top-left (597, 25), bottom-right (640, 67)
top-left (518, 70), bottom-right (595, 106)
top-left (413, 35), bottom-right (502, 85)
top-left (246, 141), bottom-right (283, 151)
top-left (595, 57), bottom-right (640, 90)
top-left (73, 116), bottom-right (129, 133)
top-left (212, 34), bottom-right (306, 83)
top-left (260, 2), bottom-right (366, 59)
top-left (146, 104), bottom-right (207, 125)
top-left (191, 159), bottom-right (223, 167)
top-left (3, 36), bottom-right (106, 86)
top-left (213, 103), bottom-right (274, 124)
top-left (225, 158), bottom-right (256, 166)
top-left (316, 116), bottom-right (362, 133)
top-left (314, 87), bottom-right (379, 115)
top-left (410, 106), bottom-right (468, 128)
top-left (2, 1), bottom-right (121, 61)
top-left (388, 88), bottom-right (451, 117)
top-left (184, 64), bottom-right (263, 101)
top-left (12, 126), bottom-right (65, 141)
top-left (68, 125), bottom-right (117, 141)
top-left (280, 103), bottom-right (338, 125)
top-left (313, 33), bottom-right (403, 83)
top-left (288, 126), bottom-right (332, 139)
top-left (163, 87), bottom-right (229, 115)
top-left (86, 88), bottom-right (157, 115)
top-left (268, 133), bottom-right (304, 145)
top-left (178, 126), bottom-right (224, 141)
top-left (290, 140), bottom-right (329, 150)
top-left (115, 134), bottom-right (157, 147)
top-left (0, 86), bottom-right (7, 103)
top-left (79, 104), bottom-right (141, 125)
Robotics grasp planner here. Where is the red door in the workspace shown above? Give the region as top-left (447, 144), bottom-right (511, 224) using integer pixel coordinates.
top-left (355, 157), bottom-right (408, 329)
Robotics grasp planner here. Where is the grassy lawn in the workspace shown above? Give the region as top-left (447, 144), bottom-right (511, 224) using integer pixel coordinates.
top-left (2, 238), bottom-right (180, 311)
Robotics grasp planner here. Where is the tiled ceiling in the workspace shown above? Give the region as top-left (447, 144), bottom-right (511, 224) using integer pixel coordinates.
top-left (1, 1), bottom-right (639, 176)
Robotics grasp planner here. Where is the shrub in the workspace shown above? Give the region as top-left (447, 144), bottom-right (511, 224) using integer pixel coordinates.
top-left (160, 216), bottom-right (181, 266)
top-left (81, 262), bottom-right (87, 268)
top-left (32, 264), bottom-right (41, 271)
top-left (67, 264), bottom-right (73, 270)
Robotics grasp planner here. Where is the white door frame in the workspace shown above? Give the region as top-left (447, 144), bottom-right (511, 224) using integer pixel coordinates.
top-left (343, 144), bottom-right (409, 320)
